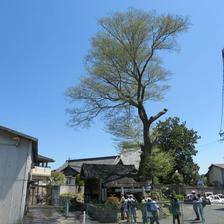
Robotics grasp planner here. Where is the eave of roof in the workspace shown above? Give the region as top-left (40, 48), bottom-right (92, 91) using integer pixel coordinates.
top-left (80, 163), bottom-right (137, 184)
top-left (67, 155), bottom-right (118, 162)
top-left (38, 154), bottom-right (55, 163)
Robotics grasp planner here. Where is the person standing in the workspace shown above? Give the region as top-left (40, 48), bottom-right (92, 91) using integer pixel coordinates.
top-left (170, 197), bottom-right (181, 224)
top-left (192, 191), bottom-right (200, 221)
top-left (120, 193), bottom-right (125, 220)
top-left (141, 196), bottom-right (148, 224)
top-left (197, 194), bottom-right (205, 223)
top-left (146, 197), bottom-right (153, 224)
top-left (128, 194), bottom-right (137, 224)
top-left (149, 197), bottom-right (160, 224)
top-left (124, 195), bottom-right (129, 222)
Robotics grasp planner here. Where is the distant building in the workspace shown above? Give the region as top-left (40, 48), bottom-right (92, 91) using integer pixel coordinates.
top-left (30, 154), bottom-right (55, 205)
top-left (55, 149), bottom-right (143, 201)
top-left (207, 164), bottom-right (224, 186)
top-left (56, 155), bottom-right (119, 185)
top-left (56, 149), bottom-right (141, 184)
top-left (0, 125), bottom-right (38, 224)
top-left (80, 163), bottom-right (137, 202)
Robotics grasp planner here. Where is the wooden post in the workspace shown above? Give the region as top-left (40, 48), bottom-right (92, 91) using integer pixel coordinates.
top-left (121, 187), bottom-right (124, 195)
top-left (98, 179), bottom-right (102, 202)
top-left (142, 186), bottom-right (146, 197)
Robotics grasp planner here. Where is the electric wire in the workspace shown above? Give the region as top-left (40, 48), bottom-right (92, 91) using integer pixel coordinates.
top-left (219, 49), bottom-right (224, 138)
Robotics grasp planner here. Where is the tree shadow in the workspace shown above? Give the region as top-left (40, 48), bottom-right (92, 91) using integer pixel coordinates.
top-left (213, 207), bottom-right (224, 211)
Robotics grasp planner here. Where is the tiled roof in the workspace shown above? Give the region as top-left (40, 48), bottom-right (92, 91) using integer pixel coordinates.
top-left (37, 154), bottom-right (55, 163)
top-left (56, 155), bottom-right (119, 173)
top-left (120, 149), bottom-right (141, 169)
top-left (213, 164), bottom-right (224, 169)
top-left (80, 163), bottom-right (137, 184)
top-left (56, 149), bottom-right (142, 174)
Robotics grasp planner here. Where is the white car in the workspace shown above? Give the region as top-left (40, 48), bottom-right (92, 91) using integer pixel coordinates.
top-left (205, 192), bottom-right (214, 199)
top-left (208, 195), bottom-right (223, 204)
top-left (217, 194), bottom-right (224, 203)
top-left (218, 194), bottom-right (224, 199)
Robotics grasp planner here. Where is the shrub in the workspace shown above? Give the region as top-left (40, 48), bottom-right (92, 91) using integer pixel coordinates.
top-left (76, 174), bottom-right (85, 186)
top-left (175, 194), bottom-right (184, 201)
top-left (105, 195), bottom-right (120, 208)
top-left (51, 172), bottom-right (66, 185)
top-left (60, 192), bottom-right (76, 199)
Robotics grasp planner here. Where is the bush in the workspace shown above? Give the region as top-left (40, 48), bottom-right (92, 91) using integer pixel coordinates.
top-left (175, 194), bottom-right (184, 201)
top-left (60, 192), bottom-right (76, 199)
top-left (76, 174), bottom-right (85, 186)
top-left (105, 195), bottom-right (120, 208)
top-left (51, 172), bottom-right (66, 185)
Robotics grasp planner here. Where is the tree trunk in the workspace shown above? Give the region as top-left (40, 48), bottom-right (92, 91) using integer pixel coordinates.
top-left (137, 106), bottom-right (167, 181)
top-left (138, 122), bottom-right (152, 180)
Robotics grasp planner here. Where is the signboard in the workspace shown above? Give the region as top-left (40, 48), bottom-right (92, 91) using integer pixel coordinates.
top-left (115, 188), bottom-right (144, 193)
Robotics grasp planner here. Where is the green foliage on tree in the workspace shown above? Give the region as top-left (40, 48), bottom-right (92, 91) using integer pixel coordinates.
top-left (171, 171), bottom-right (184, 184)
top-left (199, 174), bottom-right (208, 186)
top-left (154, 117), bottom-right (200, 185)
top-left (51, 172), bottom-right (66, 185)
top-left (66, 9), bottom-right (188, 179)
top-left (145, 147), bottom-right (174, 184)
top-left (75, 174), bottom-right (85, 186)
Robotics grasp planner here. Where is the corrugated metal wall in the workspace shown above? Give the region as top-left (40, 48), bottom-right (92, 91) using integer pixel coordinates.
top-left (0, 130), bottom-right (32, 224)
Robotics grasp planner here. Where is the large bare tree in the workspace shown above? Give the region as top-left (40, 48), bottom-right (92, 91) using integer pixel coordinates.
top-left (66, 9), bottom-right (188, 179)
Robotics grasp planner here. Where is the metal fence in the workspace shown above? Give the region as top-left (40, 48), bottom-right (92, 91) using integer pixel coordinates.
top-left (84, 201), bottom-right (224, 224)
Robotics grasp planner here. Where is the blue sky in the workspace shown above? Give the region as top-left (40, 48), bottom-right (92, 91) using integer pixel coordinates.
top-left (0, 0), bottom-right (224, 174)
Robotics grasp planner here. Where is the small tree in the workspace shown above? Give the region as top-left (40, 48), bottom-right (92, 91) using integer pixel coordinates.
top-left (66, 9), bottom-right (188, 179)
top-left (145, 147), bottom-right (174, 184)
top-left (154, 117), bottom-right (200, 185)
top-left (51, 172), bottom-right (66, 185)
top-left (76, 174), bottom-right (85, 186)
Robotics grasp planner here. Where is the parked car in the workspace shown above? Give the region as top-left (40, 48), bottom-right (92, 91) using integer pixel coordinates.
top-left (205, 192), bottom-right (214, 199)
top-left (184, 194), bottom-right (194, 203)
top-left (184, 193), bottom-right (211, 205)
top-left (208, 195), bottom-right (224, 204)
top-left (218, 194), bottom-right (224, 199)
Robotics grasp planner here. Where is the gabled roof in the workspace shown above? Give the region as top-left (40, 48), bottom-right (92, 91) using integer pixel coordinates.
top-left (119, 149), bottom-right (141, 169)
top-left (0, 125), bottom-right (38, 161)
top-left (80, 163), bottom-right (137, 184)
top-left (56, 155), bottom-right (119, 173)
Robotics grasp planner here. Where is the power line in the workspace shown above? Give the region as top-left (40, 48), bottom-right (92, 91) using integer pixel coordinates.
top-left (219, 48), bottom-right (224, 140)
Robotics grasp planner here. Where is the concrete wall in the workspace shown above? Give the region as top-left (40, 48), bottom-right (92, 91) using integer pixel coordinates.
top-left (60, 185), bottom-right (78, 195)
top-left (32, 166), bottom-right (51, 177)
top-left (0, 130), bottom-right (32, 224)
top-left (51, 185), bottom-right (84, 205)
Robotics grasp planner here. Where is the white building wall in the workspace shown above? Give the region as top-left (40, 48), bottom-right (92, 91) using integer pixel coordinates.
top-left (209, 166), bottom-right (223, 185)
top-left (0, 130), bottom-right (32, 224)
top-left (60, 185), bottom-right (78, 195)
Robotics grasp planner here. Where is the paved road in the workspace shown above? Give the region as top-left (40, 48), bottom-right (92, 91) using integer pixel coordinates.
top-left (181, 203), bottom-right (224, 224)
top-left (24, 204), bottom-right (224, 223)
top-left (23, 207), bottom-right (84, 224)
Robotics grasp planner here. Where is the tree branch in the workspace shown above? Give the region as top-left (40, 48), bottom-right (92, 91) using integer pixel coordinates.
top-left (148, 108), bottom-right (168, 124)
